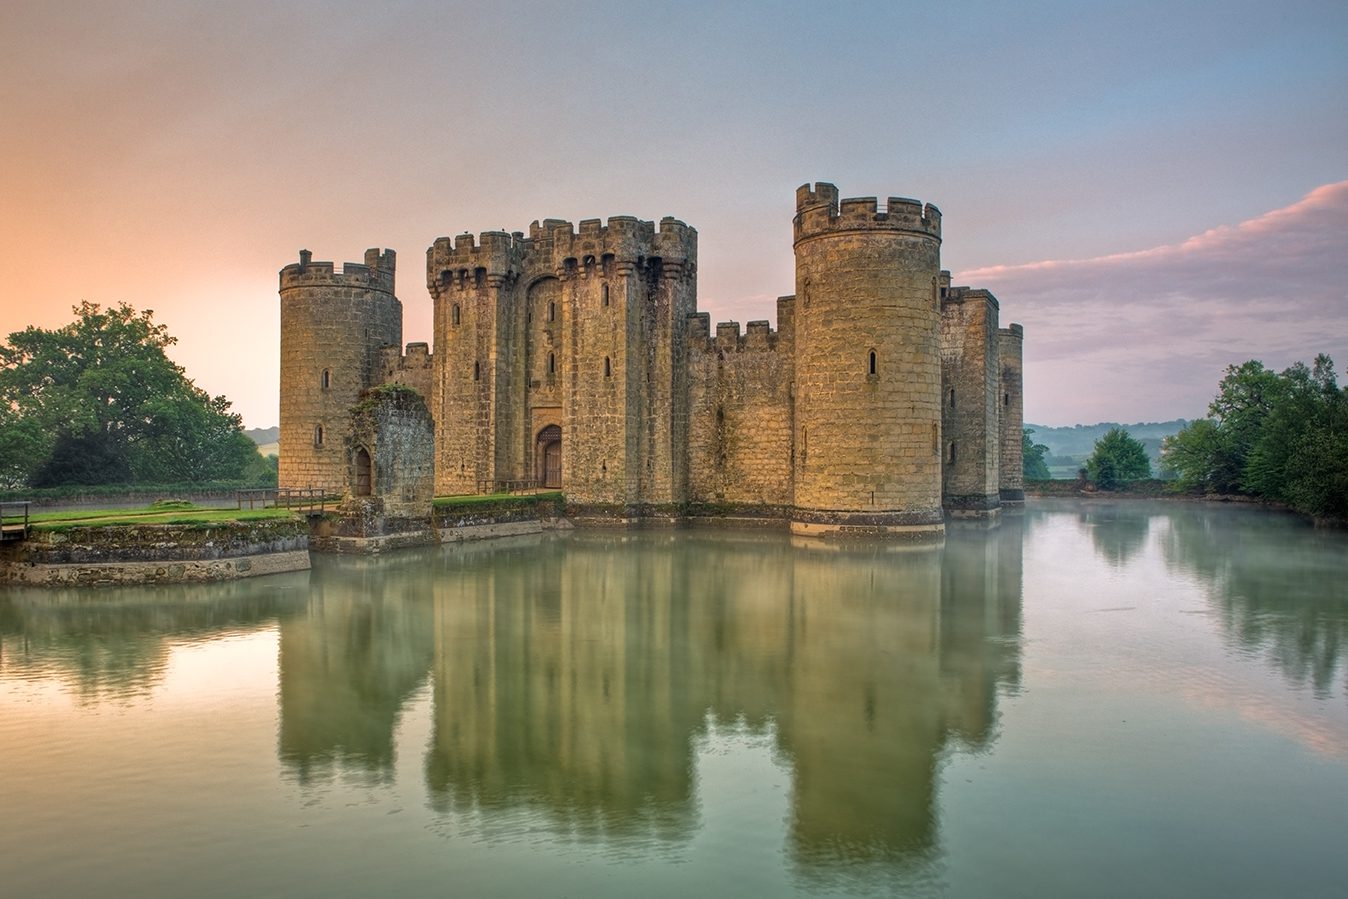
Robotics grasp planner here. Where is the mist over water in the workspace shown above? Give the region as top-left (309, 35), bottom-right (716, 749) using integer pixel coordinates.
top-left (2, 502), bottom-right (1345, 897)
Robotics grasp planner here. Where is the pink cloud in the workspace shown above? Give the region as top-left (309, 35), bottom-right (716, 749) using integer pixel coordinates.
top-left (956, 182), bottom-right (1348, 425)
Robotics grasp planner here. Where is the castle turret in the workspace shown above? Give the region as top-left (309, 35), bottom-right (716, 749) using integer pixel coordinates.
top-left (278, 248), bottom-right (401, 491)
top-left (997, 324), bottom-right (1025, 507)
top-left (790, 184), bottom-right (945, 538)
top-left (941, 286), bottom-right (1002, 519)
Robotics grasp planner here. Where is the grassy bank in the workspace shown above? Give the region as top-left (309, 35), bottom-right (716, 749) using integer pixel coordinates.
top-left (1025, 478), bottom-right (1182, 498)
top-left (432, 491), bottom-right (563, 510)
top-left (29, 504), bottom-right (297, 532)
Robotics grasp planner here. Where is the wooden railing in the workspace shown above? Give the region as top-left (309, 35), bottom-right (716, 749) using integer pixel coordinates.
top-left (0, 501), bottom-right (31, 541)
top-left (474, 478), bottom-right (543, 495)
top-left (236, 488), bottom-right (277, 510)
top-left (236, 488), bottom-right (339, 513)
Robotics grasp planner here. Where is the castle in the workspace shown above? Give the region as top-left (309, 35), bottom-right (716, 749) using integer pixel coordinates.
top-left (278, 182), bottom-right (1024, 538)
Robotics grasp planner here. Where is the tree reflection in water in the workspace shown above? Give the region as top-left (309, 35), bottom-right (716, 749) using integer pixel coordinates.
top-left (1159, 502), bottom-right (1348, 698)
top-left (0, 576), bottom-right (308, 702)
top-left (1078, 502), bottom-right (1153, 568)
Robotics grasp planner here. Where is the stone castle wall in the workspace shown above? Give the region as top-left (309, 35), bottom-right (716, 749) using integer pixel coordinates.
top-left (379, 342), bottom-right (434, 401)
top-left (686, 304), bottom-right (795, 508)
top-left (941, 282), bottom-right (1002, 517)
top-left (347, 386), bottom-right (436, 516)
top-left (279, 249), bottom-right (400, 491)
top-left (278, 183), bottom-right (1026, 532)
top-left (426, 218), bottom-right (696, 508)
top-left (790, 183), bottom-right (945, 536)
top-left (998, 325), bottom-right (1025, 504)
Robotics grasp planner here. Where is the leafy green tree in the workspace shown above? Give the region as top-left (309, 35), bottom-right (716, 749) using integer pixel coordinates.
top-left (1161, 418), bottom-right (1225, 491)
top-left (1207, 360), bottom-right (1285, 494)
top-left (0, 405), bottom-right (46, 489)
top-left (1023, 428), bottom-right (1051, 480)
top-left (1162, 355), bottom-right (1347, 519)
top-left (1254, 355), bottom-right (1348, 519)
top-left (1086, 427), bottom-right (1151, 489)
top-left (242, 453), bottom-right (279, 488)
top-left (0, 302), bottom-right (256, 487)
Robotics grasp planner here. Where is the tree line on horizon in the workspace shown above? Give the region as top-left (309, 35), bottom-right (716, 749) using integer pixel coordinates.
top-left (0, 303), bottom-right (275, 491)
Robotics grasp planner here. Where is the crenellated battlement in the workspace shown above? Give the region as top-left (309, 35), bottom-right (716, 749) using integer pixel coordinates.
top-left (688, 314), bottom-right (785, 355)
top-left (426, 231), bottom-right (521, 296)
top-left (279, 248), bottom-right (396, 294)
top-left (941, 285), bottom-right (1000, 310)
top-left (428, 215), bottom-right (696, 294)
top-left (379, 341), bottom-right (434, 373)
top-left (999, 323), bottom-right (1024, 339)
top-left (792, 182), bottom-right (941, 245)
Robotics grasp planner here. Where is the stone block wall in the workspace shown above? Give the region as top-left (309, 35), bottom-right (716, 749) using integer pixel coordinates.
top-left (279, 249), bottom-right (400, 491)
top-left (428, 255), bottom-right (505, 496)
top-left (687, 314), bottom-right (794, 508)
top-left (379, 342), bottom-right (434, 402)
top-left (998, 325), bottom-right (1025, 504)
top-left (562, 255), bottom-right (637, 506)
top-left (346, 385), bottom-right (435, 516)
top-left (425, 217), bottom-right (695, 510)
top-left (940, 286), bottom-right (1001, 516)
top-left (791, 184), bottom-right (945, 535)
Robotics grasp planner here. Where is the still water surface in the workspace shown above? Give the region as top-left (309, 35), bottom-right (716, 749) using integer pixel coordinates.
top-left (2, 500), bottom-right (1346, 897)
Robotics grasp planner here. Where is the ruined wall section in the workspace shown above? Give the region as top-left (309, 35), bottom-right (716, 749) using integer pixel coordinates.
top-left (687, 301), bottom-right (795, 508)
top-left (346, 386), bottom-right (435, 517)
top-left (997, 325), bottom-right (1025, 505)
top-left (278, 248), bottom-right (400, 491)
top-left (940, 285), bottom-right (1001, 517)
top-left (790, 184), bottom-right (944, 538)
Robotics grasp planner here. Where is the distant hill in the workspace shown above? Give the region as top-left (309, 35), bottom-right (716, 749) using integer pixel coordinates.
top-left (1025, 420), bottom-right (1192, 477)
top-left (245, 426), bottom-right (279, 457)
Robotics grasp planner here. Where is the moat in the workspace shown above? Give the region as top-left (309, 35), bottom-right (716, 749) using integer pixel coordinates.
top-left (2, 499), bottom-right (1345, 897)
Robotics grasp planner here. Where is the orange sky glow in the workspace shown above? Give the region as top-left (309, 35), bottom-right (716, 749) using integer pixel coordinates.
top-left (2, 2), bottom-right (1344, 427)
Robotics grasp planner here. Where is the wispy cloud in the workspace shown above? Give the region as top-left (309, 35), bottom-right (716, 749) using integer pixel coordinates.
top-left (957, 182), bottom-right (1348, 425)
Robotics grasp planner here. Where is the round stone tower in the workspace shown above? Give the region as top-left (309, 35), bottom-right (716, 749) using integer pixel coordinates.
top-left (790, 183), bottom-right (944, 539)
top-left (278, 248), bottom-right (401, 491)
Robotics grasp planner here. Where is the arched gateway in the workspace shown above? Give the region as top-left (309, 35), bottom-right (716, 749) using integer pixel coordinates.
top-left (536, 425), bottom-right (561, 489)
top-left (353, 447), bottom-right (372, 496)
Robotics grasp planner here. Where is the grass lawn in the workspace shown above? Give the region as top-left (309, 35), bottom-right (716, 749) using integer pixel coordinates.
top-left (28, 505), bottom-right (298, 531)
top-left (432, 491), bottom-right (563, 509)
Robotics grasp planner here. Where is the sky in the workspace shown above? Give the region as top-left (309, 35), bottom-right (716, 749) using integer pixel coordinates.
top-left (1, 0), bottom-right (1344, 428)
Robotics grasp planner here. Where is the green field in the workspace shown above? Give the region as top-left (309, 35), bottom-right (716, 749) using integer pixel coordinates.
top-left (27, 505), bottom-right (297, 531)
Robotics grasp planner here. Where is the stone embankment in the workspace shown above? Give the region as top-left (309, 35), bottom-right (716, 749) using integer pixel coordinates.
top-left (0, 519), bottom-right (310, 586)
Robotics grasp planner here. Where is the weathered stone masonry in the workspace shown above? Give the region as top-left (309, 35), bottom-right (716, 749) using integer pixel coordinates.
top-left (279, 183), bottom-right (1026, 537)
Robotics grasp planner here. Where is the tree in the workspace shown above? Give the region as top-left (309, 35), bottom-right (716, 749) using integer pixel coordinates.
top-left (1162, 355), bottom-right (1348, 519)
top-left (1255, 355), bottom-right (1348, 520)
top-left (0, 302), bottom-right (256, 487)
top-left (1023, 428), bottom-right (1051, 480)
top-left (1162, 418), bottom-right (1224, 492)
top-left (1206, 360), bottom-right (1285, 494)
top-left (1086, 427), bottom-right (1151, 489)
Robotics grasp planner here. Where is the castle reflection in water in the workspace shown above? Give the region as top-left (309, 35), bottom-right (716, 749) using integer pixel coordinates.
top-left (276, 521), bottom-right (1025, 869)
top-left (6, 502), bottom-right (1347, 891)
